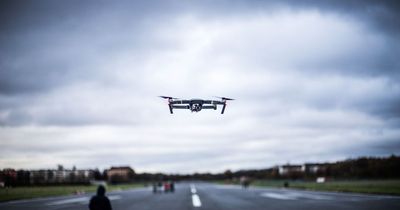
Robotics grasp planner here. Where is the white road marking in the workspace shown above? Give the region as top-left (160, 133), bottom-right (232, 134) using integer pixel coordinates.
top-left (192, 194), bottom-right (202, 207)
top-left (260, 192), bottom-right (297, 200)
top-left (190, 184), bottom-right (198, 194)
top-left (295, 190), bottom-right (400, 200)
top-left (298, 193), bottom-right (333, 200)
top-left (47, 195), bottom-right (121, 205)
top-left (214, 185), bottom-right (242, 190)
top-left (191, 186), bottom-right (197, 194)
top-left (260, 192), bottom-right (332, 201)
top-left (2, 196), bottom-right (66, 205)
top-left (253, 186), bottom-right (400, 200)
top-left (47, 197), bottom-right (89, 205)
top-left (108, 195), bottom-right (122, 201)
top-left (190, 184), bottom-right (202, 207)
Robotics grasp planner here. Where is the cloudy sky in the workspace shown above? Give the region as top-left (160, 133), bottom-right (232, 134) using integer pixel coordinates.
top-left (1, 0), bottom-right (399, 173)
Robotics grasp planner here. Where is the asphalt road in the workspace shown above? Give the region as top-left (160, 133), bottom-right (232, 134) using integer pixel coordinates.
top-left (1, 182), bottom-right (400, 210)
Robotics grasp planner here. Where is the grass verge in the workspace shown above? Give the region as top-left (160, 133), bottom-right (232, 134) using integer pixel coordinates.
top-left (0, 183), bottom-right (145, 202)
top-left (218, 179), bottom-right (400, 196)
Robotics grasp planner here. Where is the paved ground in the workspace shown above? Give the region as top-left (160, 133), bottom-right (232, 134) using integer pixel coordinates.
top-left (1, 182), bottom-right (399, 210)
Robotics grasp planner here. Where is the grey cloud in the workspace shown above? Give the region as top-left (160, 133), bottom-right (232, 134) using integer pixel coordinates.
top-left (1, 0), bottom-right (399, 96)
top-left (291, 0), bottom-right (400, 36)
top-left (212, 0), bottom-right (400, 36)
top-left (0, 0), bottom-right (399, 172)
top-left (0, 0), bottom-right (168, 95)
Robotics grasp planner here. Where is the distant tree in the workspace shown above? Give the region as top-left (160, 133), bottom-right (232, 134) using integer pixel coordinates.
top-left (102, 170), bottom-right (108, 180)
top-left (16, 170), bottom-right (30, 186)
top-left (93, 169), bottom-right (103, 180)
top-left (224, 170), bottom-right (233, 180)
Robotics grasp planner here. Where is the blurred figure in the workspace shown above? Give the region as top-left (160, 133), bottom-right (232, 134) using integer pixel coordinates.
top-left (158, 181), bottom-right (163, 192)
top-left (284, 181), bottom-right (289, 188)
top-left (170, 181), bottom-right (175, 193)
top-left (152, 182), bottom-right (158, 194)
top-left (89, 185), bottom-right (112, 210)
top-left (240, 176), bottom-right (250, 189)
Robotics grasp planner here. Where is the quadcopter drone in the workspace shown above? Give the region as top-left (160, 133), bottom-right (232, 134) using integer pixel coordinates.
top-left (159, 96), bottom-right (234, 114)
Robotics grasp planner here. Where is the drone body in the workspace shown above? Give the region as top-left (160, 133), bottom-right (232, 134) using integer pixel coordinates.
top-left (159, 96), bottom-right (234, 114)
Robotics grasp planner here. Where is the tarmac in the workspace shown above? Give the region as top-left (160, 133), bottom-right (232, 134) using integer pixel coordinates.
top-left (1, 182), bottom-right (399, 210)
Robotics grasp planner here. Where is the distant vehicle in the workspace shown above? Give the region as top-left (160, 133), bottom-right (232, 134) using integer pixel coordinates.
top-left (159, 96), bottom-right (234, 114)
top-left (153, 182), bottom-right (163, 194)
top-left (152, 181), bottom-right (175, 193)
top-left (164, 182), bottom-right (171, 192)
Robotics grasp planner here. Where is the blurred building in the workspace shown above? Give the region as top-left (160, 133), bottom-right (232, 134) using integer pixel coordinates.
top-left (278, 164), bottom-right (303, 175)
top-left (303, 163), bottom-right (328, 175)
top-left (29, 168), bottom-right (95, 184)
top-left (1, 168), bottom-right (17, 187)
top-left (106, 166), bottom-right (135, 183)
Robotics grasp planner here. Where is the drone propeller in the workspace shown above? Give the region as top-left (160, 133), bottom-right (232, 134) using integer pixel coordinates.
top-left (159, 96), bottom-right (178, 100)
top-left (214, 96), bottom-right (235, 101)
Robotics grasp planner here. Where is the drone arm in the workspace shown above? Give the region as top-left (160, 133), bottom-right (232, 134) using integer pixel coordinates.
top-left (204, 100), bottom-right (224, 105)
top-left (170, 100), bottom-right (191, 104)
top-left (214, 101), bottom-right (225, 105)
top-left (221, 103), bottom-right (226, 114)
top-left (202, 105), bottom-right (217, 110)
top-left (172, 105), bottom-right (190, 109)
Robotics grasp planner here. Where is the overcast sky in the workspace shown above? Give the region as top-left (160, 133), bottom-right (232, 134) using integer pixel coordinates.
top-left (1, 0), bottom-right (399, 173)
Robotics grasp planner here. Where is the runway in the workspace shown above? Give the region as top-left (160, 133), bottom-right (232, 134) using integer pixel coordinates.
top-left (1, 182), bottom-right (399, 210)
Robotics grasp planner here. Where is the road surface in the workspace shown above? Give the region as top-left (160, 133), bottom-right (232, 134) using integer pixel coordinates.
top-left (1, 182), bottom-right (399, 210)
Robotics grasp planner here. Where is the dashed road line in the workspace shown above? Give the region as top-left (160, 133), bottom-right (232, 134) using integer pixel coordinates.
top-left (190, 184), bottom-right (202, 207)
top-left (191, 187), bottom-right (197, 194)
top-left (192, 194), bottom-right (202, 207)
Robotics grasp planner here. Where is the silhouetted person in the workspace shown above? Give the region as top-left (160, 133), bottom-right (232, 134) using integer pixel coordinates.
top-left (153, 182), bottom-right (157, 193)
top-left (170, 181), bottom-right (175, 192)
top-left (89, 185), bottom-right (112, 210)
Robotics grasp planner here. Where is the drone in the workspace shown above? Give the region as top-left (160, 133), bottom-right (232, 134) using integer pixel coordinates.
top-left (159, 96), bottom-right (234, 114)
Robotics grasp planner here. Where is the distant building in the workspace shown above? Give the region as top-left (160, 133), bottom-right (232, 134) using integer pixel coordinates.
top-left (278, 164), bottom-right (303, 176)
top-left (28, 167), bottom-right (95, 185)
top-left (107, 166), bottom-right (135, 183)
top-left (2, 168), bottom-right (17, 187)
top-left (303, 163), bottom-right (328, 175)
top-left (29, 170), bottom-right (48, 184)
top-left (3, 168), bottom-right (17, 179)
top-left (277, 163), bottom-right (330, 178)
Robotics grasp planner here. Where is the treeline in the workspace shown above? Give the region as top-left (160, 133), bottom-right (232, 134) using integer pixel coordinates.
top-left (1, 155), bottom-right (399, 187)
top-left (132, 155), bottom-right (400, 181)
top-left (327, 155), bottom-right (400, 179)
top-left (219, 155), bottom-right (400, 180)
